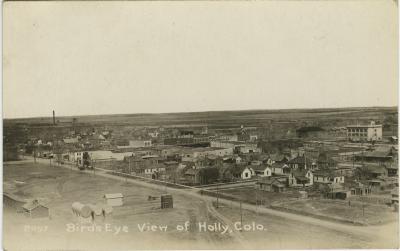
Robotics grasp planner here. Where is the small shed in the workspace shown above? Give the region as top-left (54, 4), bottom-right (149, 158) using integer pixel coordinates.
top-left (161, 194), bottom-right (173, 209)
top-left (104, 193), bottom-right (124, 207)
top-left (22, 200), bottom-right (49, 218)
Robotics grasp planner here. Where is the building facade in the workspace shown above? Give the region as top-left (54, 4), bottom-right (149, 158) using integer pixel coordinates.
top-left (346, 121), bottom-right (382, 142)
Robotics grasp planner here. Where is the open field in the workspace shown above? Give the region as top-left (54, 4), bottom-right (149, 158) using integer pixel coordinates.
top-left (3, 160), bottom-right (399, 250)
top-left (4, 106), bottom-right (397, 128)
top-left (214, 201), bottom-right (399, 249)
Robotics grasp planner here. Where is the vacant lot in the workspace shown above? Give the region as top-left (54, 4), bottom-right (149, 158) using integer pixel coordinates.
top-left (214, 201), bottom-right (399, 249)
top-left (3, 162), bottom-right (235, 250)
top-left (272, 198), bottom-right (398, 225)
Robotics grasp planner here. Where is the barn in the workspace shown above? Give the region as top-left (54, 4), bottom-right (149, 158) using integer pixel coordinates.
top-left (104, 193), bottom-right (124, 207)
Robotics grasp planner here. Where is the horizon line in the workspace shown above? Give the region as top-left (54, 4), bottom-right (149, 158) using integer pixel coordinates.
top-left (3, 105), bottom-right (398, 121)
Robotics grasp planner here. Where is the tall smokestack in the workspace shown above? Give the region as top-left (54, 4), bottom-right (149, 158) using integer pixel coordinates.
top-left (53, 110), bottom-right (56, 125)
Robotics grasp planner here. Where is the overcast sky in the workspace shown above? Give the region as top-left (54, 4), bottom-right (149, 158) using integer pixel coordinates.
top-left (3, 1), bottom-right (398, 119)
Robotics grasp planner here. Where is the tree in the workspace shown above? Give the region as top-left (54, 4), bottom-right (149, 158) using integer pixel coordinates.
top-left (83, 152), bottom-right (91, 168)
top-left (199, 167), bottom-right (219, 185)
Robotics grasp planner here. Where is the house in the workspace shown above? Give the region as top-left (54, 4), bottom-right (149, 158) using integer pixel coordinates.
top-left (235, 156), bottom-right (243, 164)
top-left (256, 176), bottom-right (287, 192)
top-left (355, 151), bottom-right (394, 163)
top-left (252, 165), bottom-right (272, 177)
top-left (386, 164), bottom-right (398, 177)
top-left (287, 155), bottom-right (315, 170)
top-left (313, 170), bottom-right (345, 184)
top-left (270, 163), bottom-right (287, 175)
top-left (263, 157), bottom-right (274, 166)
top-left (270, 154), bottom-right (289, 164)
top-left (350, 182), bottom-right (372, 196)
top-left (358, 165), bottom-right (388, 180)
top-left (22, 199), bottom-right (49, 218)
top-left (288, 170), bottom-right (313, 187)
top-left (232, 166), bottom-right (255, 180)
top-left (249, 135), bottom-right (258, 142)
top-left (324, 183), bottom-right (350, 200)
top-left (104, 193), bottom-right (124, 207)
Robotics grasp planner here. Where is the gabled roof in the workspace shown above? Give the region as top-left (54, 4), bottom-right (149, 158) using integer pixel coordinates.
top-left (271, 162), bottom-right (287, 169)
top-left (22, 199), bottom-right (48, 211)
top-left (185, 168), bottom-right (200, 176)
top-left (257, 176), bottom-right (287, 185)
top-left (252, 165), bottom-right (269, 172)
top-left (290, 169), bottom-right (310, 178)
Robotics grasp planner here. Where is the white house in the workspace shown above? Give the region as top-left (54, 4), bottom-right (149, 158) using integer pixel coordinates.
top-left (288, 170), bottom-right (314, 187)
top-left (271, 163), bottom-right (287, 175)
top-left (313, 170), bottom-right (345, 184)
top-left (237, 166), bottom-right (255, 180)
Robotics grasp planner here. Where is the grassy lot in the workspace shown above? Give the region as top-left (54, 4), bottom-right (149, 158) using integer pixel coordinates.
top-left (272, 198), bottom-right (398, 225)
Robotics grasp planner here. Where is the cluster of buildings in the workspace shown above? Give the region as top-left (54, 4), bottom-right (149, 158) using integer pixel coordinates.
top-left (26, 120), bottom-right (398, 203)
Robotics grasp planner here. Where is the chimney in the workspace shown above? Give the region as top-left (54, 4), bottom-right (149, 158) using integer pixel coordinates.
top-left (53, 110), bottom-right (56, 125)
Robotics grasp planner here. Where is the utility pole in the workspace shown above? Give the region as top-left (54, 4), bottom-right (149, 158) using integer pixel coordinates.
top-left (216, 183), bottom-right (219, 208)
top-left (255, 188), bottom-right (258, 215)
top-left (362, 203), bottom-right (365, 217)
top-left (239, 201), bottom-right (243, 232)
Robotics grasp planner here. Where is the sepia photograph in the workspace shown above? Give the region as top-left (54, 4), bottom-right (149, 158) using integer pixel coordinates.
top-left (2, 0), bottom-right (399, 250)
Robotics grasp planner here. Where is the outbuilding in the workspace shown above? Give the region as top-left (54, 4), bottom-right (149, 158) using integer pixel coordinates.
top-left (22, 199), bottom-right (49, 218)
top-left (104, 193), bottom-right (124, 207)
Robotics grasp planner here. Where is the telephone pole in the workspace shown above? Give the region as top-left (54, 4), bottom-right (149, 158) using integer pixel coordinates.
top-left (216, 183), bottom-right (219, 208)
top-left (239, 201), bottom-right (243, 231)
